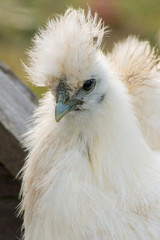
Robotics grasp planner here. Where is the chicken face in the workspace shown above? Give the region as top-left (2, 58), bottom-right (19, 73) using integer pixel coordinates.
top-left (54, 58), bottom-right (109, 122)
top-left (55, 78), bottom-right (97, 121)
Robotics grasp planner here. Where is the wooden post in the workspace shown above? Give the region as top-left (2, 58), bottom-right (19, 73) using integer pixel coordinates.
top-left (0, 61), bottom-right (37, 240)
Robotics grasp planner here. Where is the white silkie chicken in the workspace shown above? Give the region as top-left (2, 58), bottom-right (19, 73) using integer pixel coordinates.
top-left (20, 8), bottom-right (160, 240)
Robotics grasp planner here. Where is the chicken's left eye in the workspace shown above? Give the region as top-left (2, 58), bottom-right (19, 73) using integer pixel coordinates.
top-left (82, 79), bottom-right (95, 92)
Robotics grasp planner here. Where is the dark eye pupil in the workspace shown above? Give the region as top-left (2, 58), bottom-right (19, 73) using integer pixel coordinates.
top-left (83, 79), bottom-right (93, 91)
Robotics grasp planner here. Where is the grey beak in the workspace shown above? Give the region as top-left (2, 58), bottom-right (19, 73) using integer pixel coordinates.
top-left (55, 101), bottom-right (73, 122)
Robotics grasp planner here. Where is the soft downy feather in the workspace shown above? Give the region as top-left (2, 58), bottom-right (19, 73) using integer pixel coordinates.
top-left (20, 8), bottom-right (160, 240)
top-left (108, 36), bottom-right (160, 150)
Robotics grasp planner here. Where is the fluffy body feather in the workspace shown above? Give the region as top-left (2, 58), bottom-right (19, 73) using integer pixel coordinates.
top-left (108, 37), bottom-right (160, 150)
top-left (21, 8), bottom-right (160, 240)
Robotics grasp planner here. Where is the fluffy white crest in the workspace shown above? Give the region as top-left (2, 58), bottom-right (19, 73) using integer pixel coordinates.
top-left (25, 8), bottom-right (107, 87)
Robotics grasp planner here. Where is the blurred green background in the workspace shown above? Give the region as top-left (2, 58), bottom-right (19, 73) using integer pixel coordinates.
top-left (0, 0), bottom-right (159, 97)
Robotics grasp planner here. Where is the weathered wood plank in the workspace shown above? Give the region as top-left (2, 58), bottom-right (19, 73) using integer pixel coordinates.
top-left (0, 122), bottom-right (26, 176)
top-left (0, 163), bottom-right (22, 240)
top-left (0, 61), bottom-right (37, 176)
top-left (0, 61), bottom-right (37, 141)
top-left (0, 62), bottom-right (38, 240)
top-left (0, 163), bottom-right (20, 197)
top-left (0, 198), bottom-right (22, 240)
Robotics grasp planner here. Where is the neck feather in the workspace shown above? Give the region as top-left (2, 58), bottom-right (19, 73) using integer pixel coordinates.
top-left (61, 78), bottom-right (157, 197)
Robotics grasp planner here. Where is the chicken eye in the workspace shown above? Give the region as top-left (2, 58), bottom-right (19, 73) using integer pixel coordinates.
top-left (82, 79), bottom-right (95, 92)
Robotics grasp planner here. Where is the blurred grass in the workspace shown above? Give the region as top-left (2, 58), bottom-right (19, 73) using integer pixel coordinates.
top-left (0, 0), bottom-right (159, 97)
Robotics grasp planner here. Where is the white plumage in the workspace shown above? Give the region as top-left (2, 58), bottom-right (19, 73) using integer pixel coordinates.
top-left (21, 8), bottom-right (160, 240)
